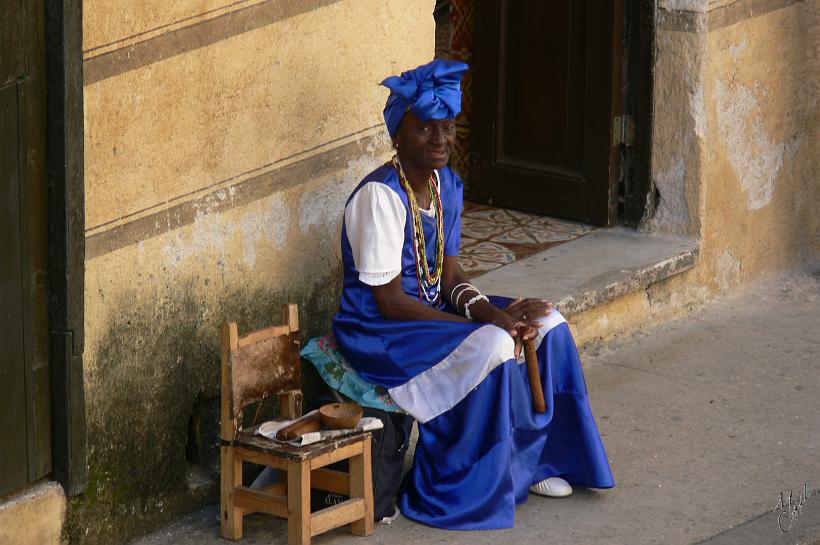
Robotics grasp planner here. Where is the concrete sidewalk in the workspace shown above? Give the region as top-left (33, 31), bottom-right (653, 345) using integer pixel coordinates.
top-left (131, 272), bottom-right (820, 545)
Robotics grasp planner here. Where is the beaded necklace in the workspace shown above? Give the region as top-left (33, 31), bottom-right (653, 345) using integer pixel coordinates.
top-left (392, 155), bottom-right (445, 303)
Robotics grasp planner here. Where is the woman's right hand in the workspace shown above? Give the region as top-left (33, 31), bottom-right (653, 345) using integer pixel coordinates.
top-left (504, 297), bottom-right (554, 327)
top-left (491, 311), bottom-right (538, 359)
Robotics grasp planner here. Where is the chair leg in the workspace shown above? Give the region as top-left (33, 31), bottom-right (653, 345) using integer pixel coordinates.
top-left (287, 460), bottom-right (311, 545)
top-left (220, 447), bottom-right (244, 540)
top-left (350, 436), bottom-right (374, 536)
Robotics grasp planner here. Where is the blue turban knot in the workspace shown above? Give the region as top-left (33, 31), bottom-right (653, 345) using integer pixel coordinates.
top-left (380, 59), bottom-right (469, 137)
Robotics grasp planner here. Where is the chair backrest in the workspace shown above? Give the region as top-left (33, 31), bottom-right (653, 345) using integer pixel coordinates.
top-left (221, 304), bottom-right (300, 440)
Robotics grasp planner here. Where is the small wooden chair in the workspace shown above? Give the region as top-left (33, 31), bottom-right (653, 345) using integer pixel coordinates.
top-left (220, 304), bottom-right (374, 545)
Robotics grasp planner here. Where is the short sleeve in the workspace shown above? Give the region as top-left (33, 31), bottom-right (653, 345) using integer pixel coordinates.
top-left (344, 182), bottom-right (407, 286)
top-left (442, 171), bottom-right (463, 256)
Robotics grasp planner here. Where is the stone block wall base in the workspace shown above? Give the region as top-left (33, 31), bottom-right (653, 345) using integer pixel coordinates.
top-left (0, 481), bottom-right (66, 545)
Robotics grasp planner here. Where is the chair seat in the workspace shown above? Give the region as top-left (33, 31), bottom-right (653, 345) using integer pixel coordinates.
top-left (225, 425), bottom-right (371, 462)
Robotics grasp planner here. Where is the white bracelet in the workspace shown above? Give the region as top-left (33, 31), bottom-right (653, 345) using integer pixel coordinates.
top-left (450, 282), bottom-right (474, 302)
top-left (454, 285), bottom-right (478, 310)
top-left (464, 294), bottom-right (489, 321)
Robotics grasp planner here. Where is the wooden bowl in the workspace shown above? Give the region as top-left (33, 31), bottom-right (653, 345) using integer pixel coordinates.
top-left (319, 403), bottom-right (363, 430)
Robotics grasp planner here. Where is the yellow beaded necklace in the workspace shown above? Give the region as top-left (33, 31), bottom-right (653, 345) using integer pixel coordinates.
top-left (392, 156), bottom-right (445, 303)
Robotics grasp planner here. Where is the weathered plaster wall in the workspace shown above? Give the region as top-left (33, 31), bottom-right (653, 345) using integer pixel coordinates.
top-left (75, 1), bottom-right (435, 544)
top-left (650, 0), bottom-right (818, 290)
top-left (650, 3), bottom-right (708, 237)
top-left (579, 0), bottom-right (818, 350)
top-left (700, 1), bottom-right (818, 288)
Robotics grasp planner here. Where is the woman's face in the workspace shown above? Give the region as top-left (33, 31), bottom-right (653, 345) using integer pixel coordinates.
top-left (394, 111), bottom-right (456, 172)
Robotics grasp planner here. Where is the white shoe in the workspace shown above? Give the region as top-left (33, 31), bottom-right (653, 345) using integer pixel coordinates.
top-left (530, 477), bottom-right (573, 497)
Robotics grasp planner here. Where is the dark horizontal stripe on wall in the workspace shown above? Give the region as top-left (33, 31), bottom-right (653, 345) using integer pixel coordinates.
top-left (88, 124), bottom-right (381, 233)
top-left (85, 131), bottom-right (390, 260)
top-left (658, 0), bottom-right (804, 32)
top-left (83, 0), bottom-right (343, 85)
top-left (83, 0), bottom-right (257, 55)
top-left (709, 0), bottom-right (804, 30)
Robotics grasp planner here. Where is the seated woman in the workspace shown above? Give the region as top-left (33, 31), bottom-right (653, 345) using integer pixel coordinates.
top-left (332, 59), bottom-right (614, 530)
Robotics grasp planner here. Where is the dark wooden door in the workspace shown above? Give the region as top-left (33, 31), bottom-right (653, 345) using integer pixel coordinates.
top-left (472, 0), bottom-right (623, 225)
top-left (1, 0), bottom-right (51, 497)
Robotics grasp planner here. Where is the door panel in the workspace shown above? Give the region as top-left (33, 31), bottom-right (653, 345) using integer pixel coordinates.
top-left (472, 0), bottom-right (621, 225)
top-left (0, 0), bottom-right (51, 495)
top-left (19, 70), bottom-right (52, 480)
top-left (0, 84), bottom-right (29, 496)
top-left (18, 0), bottom-right (51, 479)
top-left (500, 1), bottom-right (584, 170)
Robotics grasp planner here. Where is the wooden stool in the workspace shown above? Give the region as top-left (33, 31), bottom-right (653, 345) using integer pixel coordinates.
top-left (220, 304), bottom-right (374, 545)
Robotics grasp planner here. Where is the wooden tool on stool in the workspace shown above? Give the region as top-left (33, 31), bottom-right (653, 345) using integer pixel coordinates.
top-left (524, 339), bottom-right (546, 413)
top-left (275, 412), bottom-right (323, 440)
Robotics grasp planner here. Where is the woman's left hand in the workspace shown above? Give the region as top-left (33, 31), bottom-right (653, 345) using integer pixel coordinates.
top-left (504, 298), bottom-right (554, 327)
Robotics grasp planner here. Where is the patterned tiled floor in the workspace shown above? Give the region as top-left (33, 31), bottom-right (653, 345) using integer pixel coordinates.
top-left (458, 202), bottom-right (596, 277)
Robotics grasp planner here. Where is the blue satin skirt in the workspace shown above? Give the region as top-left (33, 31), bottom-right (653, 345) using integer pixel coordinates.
top-left (396, 320), bottom-right (615, 530)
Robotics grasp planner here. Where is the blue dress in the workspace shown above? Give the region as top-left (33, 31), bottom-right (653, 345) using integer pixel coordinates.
top-left (332, 163), bottom-right (614, 530)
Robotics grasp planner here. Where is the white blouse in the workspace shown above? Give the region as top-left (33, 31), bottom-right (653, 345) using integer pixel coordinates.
top-left (344, 179), bottom-right (437, 286)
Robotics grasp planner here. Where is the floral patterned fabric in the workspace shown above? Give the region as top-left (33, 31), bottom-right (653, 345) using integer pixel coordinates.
top-left (300, 334), bottom-right (405, 413)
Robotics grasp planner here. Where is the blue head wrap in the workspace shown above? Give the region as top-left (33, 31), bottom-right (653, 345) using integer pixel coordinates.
top-left (380, 59), bottom-right (469, 137)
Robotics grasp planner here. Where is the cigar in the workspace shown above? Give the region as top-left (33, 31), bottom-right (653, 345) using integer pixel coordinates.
top-left (275, 413), bottom-right (323, 440)
top-left (525, 339), bottom-right (547, 413)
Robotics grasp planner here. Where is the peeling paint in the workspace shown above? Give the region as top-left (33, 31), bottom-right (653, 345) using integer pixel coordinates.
top-left (297, 152), bottom-right (387, 235)
top-left (297, 179), bottom-right (350, 235)
top-left (297, 142), bottom-right (396, 240)
top-left (162, 194), bottom-right (290, 268)
top-left (652, 158), bottom-right (691, 232)
top-left (690, 79), bottom-right (707, 138)
top-left (238, 196), bottom-right (291, 267)
top-left (649, 24), bottom-right (707, 237)
top-left (715, 80), bottom-right (798, 210)
top-left (715, 249), bottom-right (742, 291)
top-left (728, 36), bottom-right (748, 63)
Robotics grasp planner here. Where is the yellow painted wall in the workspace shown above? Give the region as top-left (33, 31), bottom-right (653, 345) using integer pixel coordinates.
top-left (700, 2), bottom-right (819, 289)
top-left (83, 1), bottom-right (430, 229)
top-left (652, 1), bottom-right (818, 294)
top-left (76, 1), bottom-right (435, 543)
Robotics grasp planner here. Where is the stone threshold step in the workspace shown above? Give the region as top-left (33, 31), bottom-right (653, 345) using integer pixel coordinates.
top-left (471, 226), bottom-right (699, 319)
